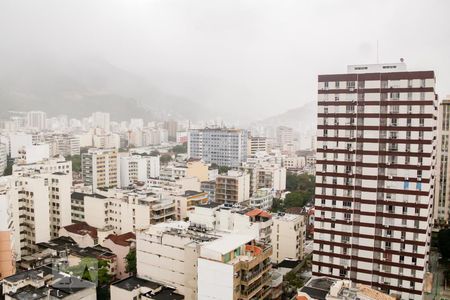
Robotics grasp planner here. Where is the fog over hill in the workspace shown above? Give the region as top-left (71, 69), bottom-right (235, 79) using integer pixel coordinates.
top-left (0, 55), bottom-right (208, 121)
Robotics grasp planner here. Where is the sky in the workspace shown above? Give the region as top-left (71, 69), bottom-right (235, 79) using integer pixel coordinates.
top-left (1, 0), bottom-right (449, 119)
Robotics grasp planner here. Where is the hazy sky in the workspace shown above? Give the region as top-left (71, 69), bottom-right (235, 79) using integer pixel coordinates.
top-left (1, 0), bottom-right (450, 119)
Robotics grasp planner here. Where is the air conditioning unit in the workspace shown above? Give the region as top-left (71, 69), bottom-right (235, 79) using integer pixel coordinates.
top-left (349, 88), bottom-right (355, 92)
top-left (388, 176), bottom-right (393, 179)
top-left (405, 177), bottom-right (409, 180)
top-left (386, 162), bottom-right (391, 166)
top-left (418, 177), bottom-right (422, 181)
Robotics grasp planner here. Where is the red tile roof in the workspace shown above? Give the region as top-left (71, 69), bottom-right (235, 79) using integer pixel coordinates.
top-left (105, 232), bottom-right (136, 247)
top-left (245, 209), bottom-right (272, 219)
top-left (63, 222), bottom-right (98, 239)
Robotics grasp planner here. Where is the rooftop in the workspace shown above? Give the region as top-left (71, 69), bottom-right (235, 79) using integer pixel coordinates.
top-left (201, 234), bottom-right (254, 255)
top-left (146, 287), bottom-right (184, 300)
top-left (105, 232), bottom-right (136, 247)
top-left (62, 222), bottom-right (98, 239)
top-left (112, 276), bottom-right (161, 292)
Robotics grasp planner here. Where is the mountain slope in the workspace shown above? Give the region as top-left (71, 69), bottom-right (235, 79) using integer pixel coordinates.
top-left (0, 56), bottom-right (207, 121)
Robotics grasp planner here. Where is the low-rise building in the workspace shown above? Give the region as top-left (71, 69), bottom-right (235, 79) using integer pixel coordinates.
top-left (249, 188), bottom-right (274, 210)
top-left (110, 276), bottom-right (184, 300)
top-left (200, 180), bottom-right (216, 202)
top-left (102, 232), bottom-right (136, 279)
top-left (120, 154), bottom-right (160, 188)
top-left (1, 266), bottom-right (97, 300)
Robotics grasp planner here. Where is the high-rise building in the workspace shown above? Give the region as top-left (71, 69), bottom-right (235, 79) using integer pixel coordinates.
top-left (164, 120), bottom-right (178, 142)
top-left (119, 154), bottom-right (160, 187)
top-left (26, 111), bottom-right (47, 130)
top-left (434, 97), bottom-right (450, 226)
top-left (91, 112), bottom-right (111, 132)
top-left (188, 128), bottom-right (249, 167)
top-left (81, 148), bottom-right (118, 192)
top-left (276, 126), bottom-right (293, 146)
top-left (313, 62), bottom-right (437, 300)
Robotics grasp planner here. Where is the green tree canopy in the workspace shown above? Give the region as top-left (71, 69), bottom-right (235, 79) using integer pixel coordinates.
top-left (125, 248), bottom-right (137, 275)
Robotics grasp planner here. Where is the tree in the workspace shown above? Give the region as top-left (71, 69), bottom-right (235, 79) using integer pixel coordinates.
top-left (150, 150), bottom-right (160, 156)
top-left (218, 166), bottom-right (231, 174)
top-left (438, 229), bottom-right (450, 259)
top-left (284, 191), bottom-right (309, 208)
top-left (3, 158), bottom-right (13, 176)
top-left (65, 154), bottom-right (81, 172)
top-left (125, 248), bottom-right (137, 275)
top-left (171, 143), bottom-right (187, 154)
top-left (271, 198), bottom-right (284, 212)
top-left (160, 154), bottom-right (172, 164)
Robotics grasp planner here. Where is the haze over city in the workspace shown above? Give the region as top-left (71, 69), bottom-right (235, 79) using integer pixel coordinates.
top-left (1, 1), bottom-right (450, 300)
top-left (1, 0), bottom-right (450, 121)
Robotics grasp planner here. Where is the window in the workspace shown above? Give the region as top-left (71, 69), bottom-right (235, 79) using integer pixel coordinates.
top-left (335, 81), bottom-right (340, 88)
top-left (324, 82), bottom-right (329, 89)
top-left (347, 81), bottom-right (355, 89)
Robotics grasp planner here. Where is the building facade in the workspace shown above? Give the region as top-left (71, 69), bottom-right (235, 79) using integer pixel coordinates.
top-left (434, 97), bottom-right (450, 226)
top-left (82, 148), bottom-right (118, 192)
top-left (313, 63), bottom-right (437, 299)
top-left (188, 128), bottom-right (249, 167)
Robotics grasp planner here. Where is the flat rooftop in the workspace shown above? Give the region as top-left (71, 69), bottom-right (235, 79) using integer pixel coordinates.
top-left (112, 276), bottom-right (161, 291)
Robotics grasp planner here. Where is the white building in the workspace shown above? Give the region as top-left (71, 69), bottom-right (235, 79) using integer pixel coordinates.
top-left (249, 188), bottom-right (274, 210)
top-left (434, 97), bottom-right (450, 226)
top-left (188, 128), bottom-right (249, 167)
top-left (8, 133), bottom-right (32, 158)
top-left (26, 111), bottom-right (47, 130)
top-left (16, 143), bottom-right (50, 165)
top-left (271, 212), bottom-right (306, 264)
top-left (313, 63), bottom-right (437, 299)
top-left (91, 111), bottom-right (110, 132)
top-left (84, 189), bottom-right (176, 234)
top-left (137, 221), bottom-right (273, 299)
top-left (120, 155), bottom-right (160, 188)
top-left (248, 136), bottom-right (268, 155)
top-left (276, 126), bottom-right (293, 147)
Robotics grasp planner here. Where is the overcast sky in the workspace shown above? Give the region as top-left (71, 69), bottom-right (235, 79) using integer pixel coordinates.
top-left (1, 0), bottom-right (449, 119)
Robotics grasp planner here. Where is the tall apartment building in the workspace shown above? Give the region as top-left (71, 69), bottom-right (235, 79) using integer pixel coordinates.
top-left (276, 126), bottom-right (293, 146)
top-left (91, 111), bottom-right (110, 132)
top-left (26, 110), bottom-right (47, 130)
top-left (271, 212), bottom-right (306, 264)
top-left (313, 62), bottom-right (437, 299)
top-left (215, 170), bottom-right (251, 204)
top-left (136, 221), bottom-right (273, 299)
top-left (82, 148), bottom-right (118, 192)
top-left (0, 177), bottom-right (17, 279)
top-left (164, 120), bottom-right (178, 142)
top-left (119, 155), bottom-right (160, 187)
top-left (188, 128), bottom-right (249, 167)
top-left (434, 97), bottom-right (450, 226)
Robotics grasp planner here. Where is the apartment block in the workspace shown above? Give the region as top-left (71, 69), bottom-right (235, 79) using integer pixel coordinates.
top-left (434, 97), bottom-right (450, 226)
top-left (84, 189), bottom-right (176, 233)
top-left (313, 63), bottom-right (437, 299)
top-left (271, 212), bottom-right (306, 264)
top-left (248, 136), bottom-right (268, 155)
top-left (120, 154), bottom-right (160, 187)
top-left (249, 188), bottom-right (274, 210)
top-left (276, 126), bottom-right (293, 147)
top-left (136, 221), bottom-right (272, 299)
top-left (188, 128), bottom-right (249, 167)
top-left (26, 110), bottom-right (47, 130)
top-left (174, 190), bottom-right (209, 220)
top-left (189, 203), bottom-right (273, 246)
top-left (215, 170), bottom-right (251, 204)
top-left (0, 178), bottom-right (17, 279)
top-left (82, 148), bottom-right (118, 192)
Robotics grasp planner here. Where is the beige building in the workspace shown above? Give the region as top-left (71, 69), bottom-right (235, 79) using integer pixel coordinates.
top-left (435, 97), bottom-right (450, 226)
top-left (82, 148), bottom-right (118, 192)
top-left (174, 190), bottom-right (209, 220)
top-left (215, 170), bottom-right (251, 204)
top-left (271, 212), bottom-right (306, 264)
top-left (186, 159), bottom-right (209, 181)
top-left (248, 136), bottom-right (268, 155)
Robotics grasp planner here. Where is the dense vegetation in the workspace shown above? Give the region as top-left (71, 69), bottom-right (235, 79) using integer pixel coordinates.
top-left (125, 248), bottom-right (137, 275)
top-left (65, 154), bottom-right (81, 172)
top-left (171, 142), bottom-right (187, 154)
top-left (272, 173), bottom-right (315, 212)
